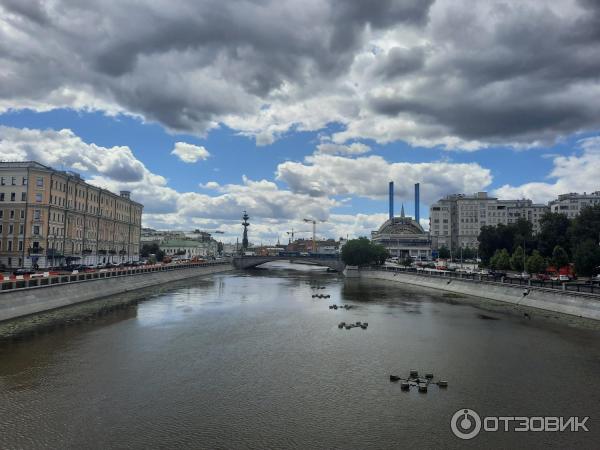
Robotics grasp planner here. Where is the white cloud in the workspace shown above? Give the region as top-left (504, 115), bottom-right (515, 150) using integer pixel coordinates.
top-left (493, 137), bottom-right (600, 203)
top-left (199, 181), bottom-right (221, 190)
top-left (0, 126), bottom-right (146, 182)
top-left (316, 142), bottom-right (371, 155)
top-left (171, 142), bottom-right (210, 163)
top-left (276, 153), bottom-right (492, 202)
top-left (1, 0), bottom-right (599, 150)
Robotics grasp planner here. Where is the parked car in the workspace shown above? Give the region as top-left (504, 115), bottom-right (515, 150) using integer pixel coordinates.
top-left (533, 273), bottom-right (550, 281)
top-left (559, 274), bottom-right (571, 282)
top-left (12, 268), bottom-right (36, 276)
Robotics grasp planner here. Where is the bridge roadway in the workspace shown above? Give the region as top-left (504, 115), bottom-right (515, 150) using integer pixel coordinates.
top-left (232, 255), bottom-right (345, 272)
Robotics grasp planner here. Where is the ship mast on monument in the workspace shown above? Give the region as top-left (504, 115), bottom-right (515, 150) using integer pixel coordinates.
top-left (241, 211), bottom-right (250, 251)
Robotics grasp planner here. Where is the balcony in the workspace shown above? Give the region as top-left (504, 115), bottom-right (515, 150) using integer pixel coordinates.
top-left (28, 246), bottom-right (45, 255)
top-left (46, 248), bottom-right (63, 258)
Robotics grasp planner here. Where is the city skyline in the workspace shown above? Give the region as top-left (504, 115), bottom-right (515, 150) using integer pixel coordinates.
top-left (1, 1), bottom-right (600, 244)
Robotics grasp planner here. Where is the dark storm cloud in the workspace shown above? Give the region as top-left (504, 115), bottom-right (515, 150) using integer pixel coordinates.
top-left (1, 0), bottom-right (600, 147)
top-left (366, 1), bottom-right (600, 144)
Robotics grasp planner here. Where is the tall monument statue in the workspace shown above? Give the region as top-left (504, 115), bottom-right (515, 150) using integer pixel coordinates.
top-left (242, 211), bottom-right (250, 250)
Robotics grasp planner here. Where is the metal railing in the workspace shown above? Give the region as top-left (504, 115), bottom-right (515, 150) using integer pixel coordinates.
top-left (0, 260), bottom-right (232, 293)
top-left (366, 265), bottom-right (600, 297)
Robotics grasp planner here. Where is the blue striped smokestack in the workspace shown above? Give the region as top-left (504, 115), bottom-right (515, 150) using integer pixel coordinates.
top-left (414, 183), bottom-right (420, 224)
top-left (389, 181), bottom-right (394, 219)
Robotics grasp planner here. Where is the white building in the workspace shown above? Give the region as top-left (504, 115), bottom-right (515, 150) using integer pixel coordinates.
top-left (371, 208), bottom-right (432, 261)
top-left (549, 192), bottom-right (600, 219)
top-left (429, 192), bottom-right (548, 251)
top-left (159, 238), bottom-right (218, 259)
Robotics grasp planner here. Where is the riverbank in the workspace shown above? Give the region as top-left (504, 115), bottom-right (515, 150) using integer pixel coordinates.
top-left (0, 262), bottom-right (233, 339)
top-left (362, 268), bottom-right (600, 322)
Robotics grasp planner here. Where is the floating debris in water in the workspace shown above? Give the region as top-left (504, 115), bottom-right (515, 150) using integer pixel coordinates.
top-left (388, 370), bottom-right (449, 392)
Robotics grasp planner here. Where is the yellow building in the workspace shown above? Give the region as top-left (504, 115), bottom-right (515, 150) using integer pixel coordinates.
top-left (0, 162), bottom-right (143, 269)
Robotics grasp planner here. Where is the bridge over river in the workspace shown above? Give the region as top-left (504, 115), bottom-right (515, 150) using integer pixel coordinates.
top-left (232, 255), bottom-right (345, 272)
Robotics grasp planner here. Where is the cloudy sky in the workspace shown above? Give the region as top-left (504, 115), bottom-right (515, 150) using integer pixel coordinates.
top-left (1, 0), bottom-right (600, 244)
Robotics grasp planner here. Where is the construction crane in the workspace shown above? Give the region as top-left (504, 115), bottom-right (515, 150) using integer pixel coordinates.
top-left (303, 218), bottom-right (326, 253)
top-left (286, 228), bottom-right (311, 244)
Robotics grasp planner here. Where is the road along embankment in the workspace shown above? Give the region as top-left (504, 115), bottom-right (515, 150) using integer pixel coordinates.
top-left (362, 268), bottom-right (600, 321)
top-left (0, 262), bottom-right (233, 323)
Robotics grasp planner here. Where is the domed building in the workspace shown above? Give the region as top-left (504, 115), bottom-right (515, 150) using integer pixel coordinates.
top-left (371, 205), bottom-right (432, 261)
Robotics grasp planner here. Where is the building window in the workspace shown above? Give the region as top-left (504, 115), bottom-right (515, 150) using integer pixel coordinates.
top-left (20, 210), bottom-right (24, 219)
top-left (7, 241), bottom-right (12, 251)
top-left (19, 224), bottom-right (23, 235)
top-left (36, 177), bottom-right (44, 187)
top-left (18, 241), bottom-right (23, 251)
top-left (21, 192), bottom-right (26, 201)
top-left (33, 225), bottom-right (40, 235)
top-left (10, 210), bottom-right (14, 219)
top-left (11, 176), bottom-right (16, 185)
top-left (22, 177), bottom-right (27, 185)
top-left (34, 209), bottom-right (40, 220)
top-left (10, 192), bottom-right (15, 201)
top-left (0, 193), bottom-right (4, 201)
top-left (35, 193), bottom-right (42, 202)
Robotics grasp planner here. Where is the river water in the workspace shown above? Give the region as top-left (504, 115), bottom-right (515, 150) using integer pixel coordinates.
top-left (1, 262), bottom-right (599, 449)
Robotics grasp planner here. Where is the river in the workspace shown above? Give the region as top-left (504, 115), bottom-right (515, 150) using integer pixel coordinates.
top-left (1, 262), bottom-right (599, 449)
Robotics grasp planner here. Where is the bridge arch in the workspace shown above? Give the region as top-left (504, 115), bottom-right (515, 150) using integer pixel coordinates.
top-left (232, 255), bottom-right (345, 272)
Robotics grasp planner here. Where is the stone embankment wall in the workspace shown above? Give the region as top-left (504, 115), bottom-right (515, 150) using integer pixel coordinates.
top-left (362, 269), bottom-right (600, 321)
top-left (0, 263), bottom-right (233, 322)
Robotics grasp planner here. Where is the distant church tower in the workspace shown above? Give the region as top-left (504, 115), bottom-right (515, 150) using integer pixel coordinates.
top-left (242, 211), bottom-right (250, 250)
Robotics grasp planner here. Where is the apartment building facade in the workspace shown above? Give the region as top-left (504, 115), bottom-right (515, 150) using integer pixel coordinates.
top-left (429, 192), bottom-right (548, 251)
top-left (548, 192), bottom-right (600, 218)
top-left (0, 162), bottom-right (143, 269)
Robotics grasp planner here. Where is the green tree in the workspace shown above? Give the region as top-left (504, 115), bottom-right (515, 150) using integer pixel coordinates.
top-left (525, 250), bottom-right (546, 274)
top-left (537, 212), bottom-right (571, 257)
top-left (401, 257), bottom-right (413, 267)
top-left (341, 238), bottom-right (389, 266)
top-left (373, 244), bottom-right (390, 265)
top-left (490, 249), bottom-right (511, 270)
top-left (569, 205), bottom-right (600, 249)
top-left (140, 242), bottom-right (165, 262)
top-left (457, 246), bottom-right (476, 260)
top-left (510, 246), bottom-right (525, 272)
top-left (478, 224), bottom-right (516, 264)
top-left (573, 239), bottom-right (600, 277)
top-left (512, 218), bottom-right (535, 252)
top-left (551, 245), bottom-right (569, 269)
top-left (437, 246), bottom-right (451, 259)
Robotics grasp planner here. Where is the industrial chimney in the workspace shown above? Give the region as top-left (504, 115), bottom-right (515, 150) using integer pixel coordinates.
top-left (389, 181), bottom-right (394, 219)
top-left (414, 183), bottom-right (420, 225)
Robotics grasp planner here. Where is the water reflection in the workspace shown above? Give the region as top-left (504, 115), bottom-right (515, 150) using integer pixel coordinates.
top-left (0, 264), bottom-right (599, 449)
